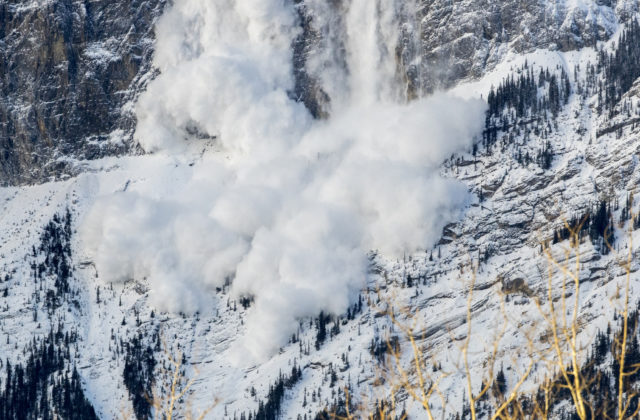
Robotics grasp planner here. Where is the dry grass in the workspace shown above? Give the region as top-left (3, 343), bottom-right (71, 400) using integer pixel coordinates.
top-left (328, 214), bottom-right (640, 419)
top-left (121, 339), bottom-right (218, 420)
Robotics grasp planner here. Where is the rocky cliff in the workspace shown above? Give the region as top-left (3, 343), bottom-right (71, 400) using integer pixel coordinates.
top-left (1, 0), bottom-right (637, 185)
top-left (0, 0), bottom-right (164, 185)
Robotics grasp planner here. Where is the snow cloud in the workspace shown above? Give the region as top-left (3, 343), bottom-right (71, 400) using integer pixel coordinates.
top-left (81, 0), bottom-right (487, 361)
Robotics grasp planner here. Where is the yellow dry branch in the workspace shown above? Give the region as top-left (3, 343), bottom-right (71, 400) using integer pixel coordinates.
top-left (330, 210), bottom-right (640, 419)
top-left (120, 221), bottom-right (639, 420)
top-left (386, 304), bottom-right (448, 420)
top-left (151, 342), bottom-right (219, 420)
top-left (458, 263), bottom-right (536, 420)
top-left (341, 265), bottom-right (535, 420)
top-left (536, 212), bottom-right (640, 420)
top-left (534, 216), bottom-right (591, 420)
top-left (121, 338), bottom-right (218, 420)
top-left (329, 384), bottom-right (408, 420)
top-left (608, 212), bottom-right (640, 420)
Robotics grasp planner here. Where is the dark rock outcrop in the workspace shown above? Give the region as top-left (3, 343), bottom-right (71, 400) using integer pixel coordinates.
top-left (0, 0), bottom-right (165, 185)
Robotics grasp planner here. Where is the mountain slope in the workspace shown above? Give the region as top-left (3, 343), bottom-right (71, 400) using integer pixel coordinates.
top-left (1, 1), bottom-right (640, 420)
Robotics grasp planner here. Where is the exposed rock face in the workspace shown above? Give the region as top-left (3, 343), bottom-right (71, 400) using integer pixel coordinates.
top-left (0, 0), bottom-right (637, 185)
top-left (416, 0), bottom-right (635, 91)
top-left (0, 0), bottom-right (165, 185)
top-left (293, 0), bottom-right (637, 111)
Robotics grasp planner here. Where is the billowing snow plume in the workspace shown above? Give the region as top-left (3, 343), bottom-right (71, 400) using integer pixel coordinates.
top-left (82, 0), bottom-right (486, 361)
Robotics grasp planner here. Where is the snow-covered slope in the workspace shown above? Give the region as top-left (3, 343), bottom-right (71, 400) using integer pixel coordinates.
top-left (1, 1), bottom-right (640, 420)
